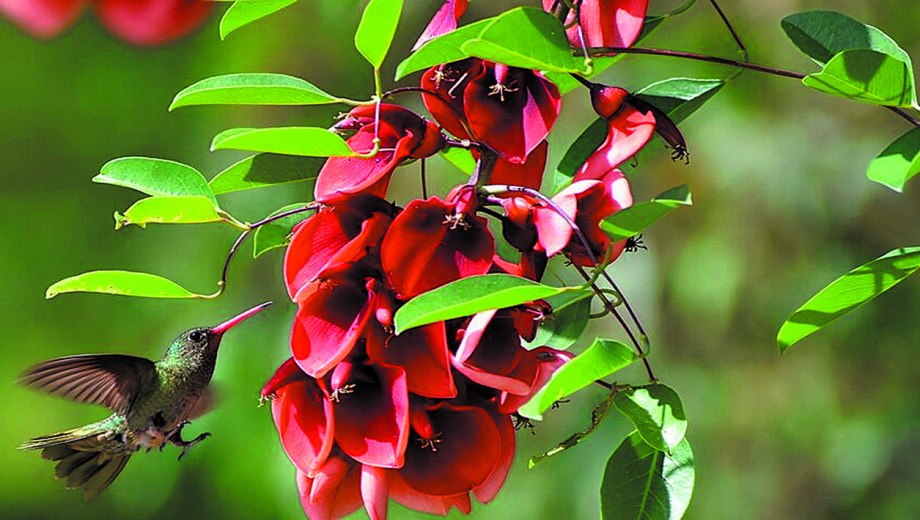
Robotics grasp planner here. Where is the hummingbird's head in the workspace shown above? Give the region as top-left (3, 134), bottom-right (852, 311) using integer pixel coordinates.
top-left (172, 301), bottom-right (274, 356)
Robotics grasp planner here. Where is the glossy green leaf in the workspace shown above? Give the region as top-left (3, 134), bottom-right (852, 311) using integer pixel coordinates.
top-left (393, 274), bottom-right (591, 335)
top-left (778, 247), bottom-right (920, 351)
top-left (601, 185), bottom-right (692, 241)
top-left (518, 338), bottom-right (635, 420)
top-left (170, 73), bottom-right (339, 110)
top-left (802, 49), bottom-right (917, 108)
top-left (355, 0), bottom-right (403, 68)
top-left (395, 18), bottom-right (492, 80)
top-left (46, 271), bottom-right (203, 299)
top-left (209, 153), bottom-right (322, 194)
top-left (615, 384), bottom-right (688, 454)
top-left (461, 7), bottom-right (587, 74)
top-left (114, 196), bottom-right (224, 229)
top-left (554, 118), bottom-right (607, 192)
top-left (95, 157), bottom-right (216, 204)
top-left (600, 432), bottom-right (695, 520)
top-left (439, 147), bottom-right (476, 175)
top-left (211, 127), bottom-right (354, 157)
top-left (252, 203), bottom-right (314, 258)
top-left (635, 78), bottom-right (725, 124)
top-left (220, 0), bottom-right (299, 40)
top-left (866, 127), bottom-right (920, 192)
top-left (524, 296), bottom-right (590, 350)
top-left (781, 11), bottom-right (911, 66)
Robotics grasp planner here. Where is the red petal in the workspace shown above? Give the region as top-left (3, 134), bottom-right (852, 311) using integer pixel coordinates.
top-left (314, 126), bottom-right (406, 203)
top-left (291, 282), bottom-right (374, 378)
top-left (473, 411), bottom-right (515, 503)
top-left (298, 460), bottom-right (362, 520)
top-left (284, 210), bottom-right (349, 300)
top-left (498, 347), bottom-right (574, 413)
top-left (261, 357), bottom-right (305, 399)
top-left (488, 140), bottom-right (548, 189)
top-left (453, 310), bottom-right (536, 395)
top-left (420, 60), bottom-right (482, 141)
top-left (272, 378), bottom-right (335, 476)
top-left (333, 363), bottom-right (410, 468)
top-left (381, 197), bottom-right (494, 300)
top-left (412, 0), bottom-right (469, 50)
top-left (389, 471), bottom-right (472, 515)
top-left (367, 321), bottom-right (457, 399)
top-left (399, 404), bottom-right (501, 496)
top-left (360, 465), bottom-right (390, 520)
top-left (574, 104), bottom-right (656, 181)
top-left (0, 0), bottom-right (84, 38)
top-left (557, 0), bottom-right (648, 49)
top-left (95, 0), bottom-right (211, 46)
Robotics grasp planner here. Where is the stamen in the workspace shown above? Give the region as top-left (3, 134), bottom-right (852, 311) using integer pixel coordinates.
top-left (487, 81), bottom-right (519, 102)
top-left (442, 213), bottom-right (471, 230)
top-left (329, 383), bottom-right (356, 402)
top-left (447, 72), bottom-right (469, 99)
top-left (417, 432), bottom-right (443, 452)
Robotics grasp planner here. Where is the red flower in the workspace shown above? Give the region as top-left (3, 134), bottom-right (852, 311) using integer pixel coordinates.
top-left (381, 196), bottom-right (494, 300)
top-left (297, 457), bottom-right (363, 520)
top-left (366, 320), bottom-right (457, 399)
top-left (498, 347), bottom-right (573, 413)
top-left (413, 0), bottom-right (468, 50)
top-left (543, 0), bottom-right (648, 49)
top-left (575, 85), bottom-right (656, 181)
top-left (315, 104), bottom-right (445, 204)
top-left (0, 0), bottom-right (212, 45)
top-left (452, 309), bottom-right (539, 395)
top-left (422, 60), bottom-right (561, 164)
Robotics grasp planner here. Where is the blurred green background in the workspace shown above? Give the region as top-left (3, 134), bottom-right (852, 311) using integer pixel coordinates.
top-left (3, 1), bottom-right (920, 518)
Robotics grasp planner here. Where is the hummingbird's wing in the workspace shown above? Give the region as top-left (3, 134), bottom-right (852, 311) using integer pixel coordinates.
top-left (20, 354), bottom-right (157, 414)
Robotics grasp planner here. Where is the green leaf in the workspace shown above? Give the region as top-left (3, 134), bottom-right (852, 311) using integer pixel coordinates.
top-left (866, 127), bottom-right (920, 192)
top-left (114, 196), bottom-right (224, 229)
top-left (601, 185), bottom-right (692, 241)
top-left (211, 127), bottom-right (354, 157)
top-left (615, 384), bottom-right (688, 454)
top-left (529, 393), bottom-right (615, 467)
top-left (600, 432), bottom-right (695, 520)
top-left (635, 78), bottom-right (725, 124)
top-left (46, 271), bottom-right (204, 299)
top-left (394, 18), bottom-right (492, 80)
top-left (170, 73), bottom-right (339, 110)
top-left (252, 203), bottom-right (314, 258)
top-left (220, 0), bottom-right (299, 40)
top-left (95, 157), bottom-right (216, 204)
top-left (554, 118), bottom-right (607, 192)
top-left (802, 49), bottom-right (917, 108)
top-left (524, 296), bottom-right (590, 350)
top-left (209, 153), bottom-right (322, 194)
top-left (461, 7), bottom-right (587, 74)
top-left (518, 338), bottom-right (636, 420)
top-left (781, 11), bottom-right (911, 66)
top-left (393, 274), bottom-right (592, 335)
top-left (778, 247), bottom-right (920, 352)
top-left (439, 147), bottom-right (476, 175)
top-left (355, 0), bottom-right (403, 68)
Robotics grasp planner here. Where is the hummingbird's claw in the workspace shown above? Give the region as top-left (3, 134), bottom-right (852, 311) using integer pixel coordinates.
top-left (176, 432), bottom-right (211, 461)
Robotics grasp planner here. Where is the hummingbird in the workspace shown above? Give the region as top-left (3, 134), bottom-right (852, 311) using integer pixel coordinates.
top-left (18, 301), bottom-right (273, 501)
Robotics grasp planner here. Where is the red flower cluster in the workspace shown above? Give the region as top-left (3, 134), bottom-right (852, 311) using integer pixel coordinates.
top-left (262, 2), bottom-right (663, 518)
top-left (0, 0), bottom-right (211, 45)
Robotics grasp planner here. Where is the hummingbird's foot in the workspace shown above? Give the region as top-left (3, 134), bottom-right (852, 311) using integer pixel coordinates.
top-left (176, 432), bottom-right (211, 461)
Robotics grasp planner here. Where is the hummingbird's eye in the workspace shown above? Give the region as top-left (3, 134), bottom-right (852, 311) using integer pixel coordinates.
top-left (188, 330), bottom-right (205, 343)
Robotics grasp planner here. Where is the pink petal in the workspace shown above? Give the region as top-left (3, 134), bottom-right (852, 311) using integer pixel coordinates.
top-left (298, 460), bottom-right (362, 520)
top-left (95, 0), bottom-right (211, 46)
top-left (0, 0), bottom-right (84, 38)
top-left (272, 378), bottom-right (335, 476)
top-left (574, 105), bottom-right (656, 181)
top-left (412, 0), bottom-right (469, 50)
top-left (361, 465), bottom-right (390, 520)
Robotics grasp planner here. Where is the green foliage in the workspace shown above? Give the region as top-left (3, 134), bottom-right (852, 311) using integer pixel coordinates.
top-left (600, 432), bottom-right (695, 520)
top-left (781, 11), bottom-right (911, 66)
top-left (355, 0), bottom-right (403, 68)
top-left (601, 185), bottom-right (692, 242)
top-left (114, 195), bottom-right (225, 229)
top-left (439, 147), bottom-right (477, 175)
top-left (615, 384), bottom-right (688, 454)
top-left (395, 19), bottom-right (492, 80)
top-left (529, 393), bottom-right (615, 467)
top-left (252, 203), bottom-right (313, 258)
top-left (46, 271), bottom-right (205, 299)
top-left (95, 157), bottom-right (216, 203)
top-left (635, 78), bottom-right (725, 123)
top-left (211, 127), bottom-right (354, 157)
top-left (525, 296), bottom-right (591, 350)
top-left (219, 0), bottom-right (299, 40)
top-left (802, 49), bottom-right (917, 108)
top-left (209, 154), bottom-right (322, 195)
top-left (170, 73), bottom-right (340, 110)
top-left (778, 247), bottom-right (920, 351)
top-left (867, 127), bottom-right (920, 192)
top-left (518, 339), bottom-right (635, 420)
top-left (393, 274), bottom-right (592, 334)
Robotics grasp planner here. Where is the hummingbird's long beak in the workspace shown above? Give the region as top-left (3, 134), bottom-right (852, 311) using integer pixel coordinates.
top-left (211, 301), bottom-right (274, 335)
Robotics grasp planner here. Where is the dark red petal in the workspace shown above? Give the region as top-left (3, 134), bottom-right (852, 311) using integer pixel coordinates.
top-left (298, 460), bottom-right (362, 520)
top-left (261, 357), bottom-right (306, 399)
top-left (498, 346), bottom-right (574, 413)
top-left (574, 104), bottom-right (656, 181)
top-left (453, 310), bottom-right (536, 395)
top-left (381, 197), bottom-right (494, 300)
top-left (314, 126), bottom-right (407, 203)
top-left (400, 404), bottom-right (502, 496)
top-left (412, 0), bottom-right (469, 50)
top-left (420, 60), bottom-right (482, 140)
top-left (95, 0), bottom-right (211, 46)
top-left (333, 363), bottom-right (410, 468)
top-left (389, 471), bottom-right (472, 515)
top-left (360, 465), bottom-right (389, 520)
top-left (291, 282), bottom-right (374, 378)
top-left (0, 0), bottom-right (84, 38)
top-left (488, 140), bottom-right (548, 189)
top-left (473, 411), bottom-right (515, 503)
top-left (284, 210), bottom-right (350, 300)
top-left (271, 378), bottom-right (335, 476)
top-left (367, 321), bottom-right (456, 399)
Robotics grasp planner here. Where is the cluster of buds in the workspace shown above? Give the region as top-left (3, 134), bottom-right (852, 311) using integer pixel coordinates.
top-left (258, 1), bottom-right (666, 518)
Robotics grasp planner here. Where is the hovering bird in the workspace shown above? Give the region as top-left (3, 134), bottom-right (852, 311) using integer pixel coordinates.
top-left (19, 301), bottom-right (273, 500)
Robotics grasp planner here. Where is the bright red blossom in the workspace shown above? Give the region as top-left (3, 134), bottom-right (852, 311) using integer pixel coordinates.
top-left (543, 0), bottom-right (649, 49)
